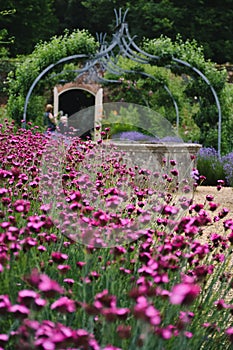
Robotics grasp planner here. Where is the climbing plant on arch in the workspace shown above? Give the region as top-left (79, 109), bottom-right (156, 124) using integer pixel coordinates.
top-left (6, 29), bottom-right (97, 125)
top-left (6, 9), bottom-right (229, 155)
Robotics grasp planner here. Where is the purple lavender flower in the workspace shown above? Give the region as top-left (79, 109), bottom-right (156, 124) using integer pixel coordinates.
top-left (112, 131), bottom-right (160, 142)
top-left (222, 152), bottom-right (233, 186)
top-left (198, 147), bottom-right (218, 158)
top-left (191, 169), bottom-right (199, 181)
top-left (197, 147), bottom-right (225, 185)
top-left (160, 136), bottom-right (183, 143)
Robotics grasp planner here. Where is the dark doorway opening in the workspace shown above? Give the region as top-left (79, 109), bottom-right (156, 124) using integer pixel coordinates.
top-left (58, 89), bottom-right (95, 139)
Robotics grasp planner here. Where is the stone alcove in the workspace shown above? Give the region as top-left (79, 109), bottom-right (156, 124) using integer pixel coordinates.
top-left (53, 75), bottom-right (103, 139)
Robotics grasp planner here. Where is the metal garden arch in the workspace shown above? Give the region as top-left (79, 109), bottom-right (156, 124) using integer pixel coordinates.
top-left (23, 8), bottom-right (222, 156)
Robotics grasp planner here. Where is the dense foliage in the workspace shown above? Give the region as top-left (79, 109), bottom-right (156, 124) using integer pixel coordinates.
top-left (5, 28), bottom-right (233, 153)
top-left (1, 0), bottom-right (233, 63)
top-left (1, 2), bottom-right (233, 154)
top-left (6, 30), bottom-right (97, 125)
top-left (72, 0), bottom-right (233, 64)
top-left (0, 0), bottom-right (58, 55)
top-left (103, 37), bottom-right (232, 154)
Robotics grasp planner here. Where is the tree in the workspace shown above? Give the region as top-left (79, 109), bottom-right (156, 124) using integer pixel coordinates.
top-left (54, 0), bottom-right (89, 34)
top-left (0, 0), bottom-right (59, 56)
top-left (79, 0), bottom-right (233, 63)
top-left (169, 0), bottom-right (233, 63)
top-left (1, 0), bottom-right (233, 63)
top-left (0, 9), bottom-right (16, 57)
top-left (0, 9), bottom-right (17, 104)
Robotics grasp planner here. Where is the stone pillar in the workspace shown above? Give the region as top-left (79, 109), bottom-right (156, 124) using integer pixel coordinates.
top-left (94, 88), bottom-right (103, 141)
top-left (53, 86), bottom-right (59, 116)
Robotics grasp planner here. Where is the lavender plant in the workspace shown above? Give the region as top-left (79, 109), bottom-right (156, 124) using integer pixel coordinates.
top-left (112, 131), bottom-right (160, 142)
top-left (197, 147), bottom-right (233, 187)
top-left (197, 147), bottom-right (226, 186)
top-left (222, 152), bottom-right (233, 187)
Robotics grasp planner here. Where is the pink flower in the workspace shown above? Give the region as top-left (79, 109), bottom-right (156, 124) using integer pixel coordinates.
top-left (34, 297), bottom-right (47, 309)
top-left (38, 274), bottom-right (64, 297)
top-left (76, 261), bottom-right (86, 269)
top-left (101, 307), bottom-right (129, 322)
top-left (51, 252), bottom-right (68, 263)
top-left (133, 296), bottom-right (161, 325)
top-left (189, 203), bottom-right (204, 213)
top-left (73, 328), bottom-right (100, 349)
top-left (0, 188), bottom-right (8, 196)
top-left (218, 207), bottom-right (229, 219)
top-left (0, 295), bottom-right (11, 313)
top-left (226, 327), bottom-right (233, 342)
top-left (94, 290), bottom-right (116, 308)
top-left (145, 305), bottom-right (161, 325)
top-left (0, 334), bottom-right (9, 345)
top-left (9, 304), bottom-right (30, 317)
top-left (162, 205), bottom-right (179, 216)
top-left (38, 245), bottom-right (47, 252)
top-left (51, 296), bottom-right (76, 313)
top-left (170, 159), bottom-right (177, 166)
top-left (13, 199), bottom-right (30, 213)
top-left (63, 278), bottom-right (75, 285)
top-left (17, 289), bottom-right (38, 305)
top-left (217, 179), bottom-right (225, 185)
top-left (177, 311), bottom-right (194, 330)
top-left (184, 331), bottom-right (193, 338)
top-left (156, 325), bottom-right (176, 339)
top-left (206, 194), bottom-right (214, 201)
top-left (27, 215), bottom-right (45, 232)
top-left (224, 219), bottom-right (233, 230)
top-left (40, 203), bottom-right (51, 213)
top-left (116, 325), bottom-right (131, 339)
top-left (57, 264), bottom-right (71, 274)
top-left (209, 202), bottom-right (219, 211)
top-left (214, 299), bottom-right (228, 310)
top-left (170, 168), bottom-right (179, 176)
top-left (228, 232), bottom-right (233, 244)
top-left (170, 283), bottom-right (200, 305)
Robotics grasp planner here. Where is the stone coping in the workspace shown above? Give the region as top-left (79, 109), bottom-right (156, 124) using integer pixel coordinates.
top-left (100, 141), bottom-right (202, 152)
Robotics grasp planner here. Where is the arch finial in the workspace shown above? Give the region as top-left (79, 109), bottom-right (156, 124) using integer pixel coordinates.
top-left (114, 8), bottom-right (129, 27)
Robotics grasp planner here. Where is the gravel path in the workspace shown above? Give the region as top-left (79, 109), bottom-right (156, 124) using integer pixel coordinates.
top-left (193, 186), bottom-right (233, 213)
top-left (192, 186), bottom-right (233, 236)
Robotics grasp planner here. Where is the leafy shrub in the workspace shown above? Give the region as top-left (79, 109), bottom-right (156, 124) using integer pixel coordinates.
top-left (197, 147), bottom-right (226, 185)
top-left (6, 29), bottom-right (97, 125)
top-left (0, 58), bottom-right (18, 103)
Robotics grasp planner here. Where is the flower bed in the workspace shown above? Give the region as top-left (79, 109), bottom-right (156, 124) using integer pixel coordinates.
top-left (1, 121), bottom-right (233, 349)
